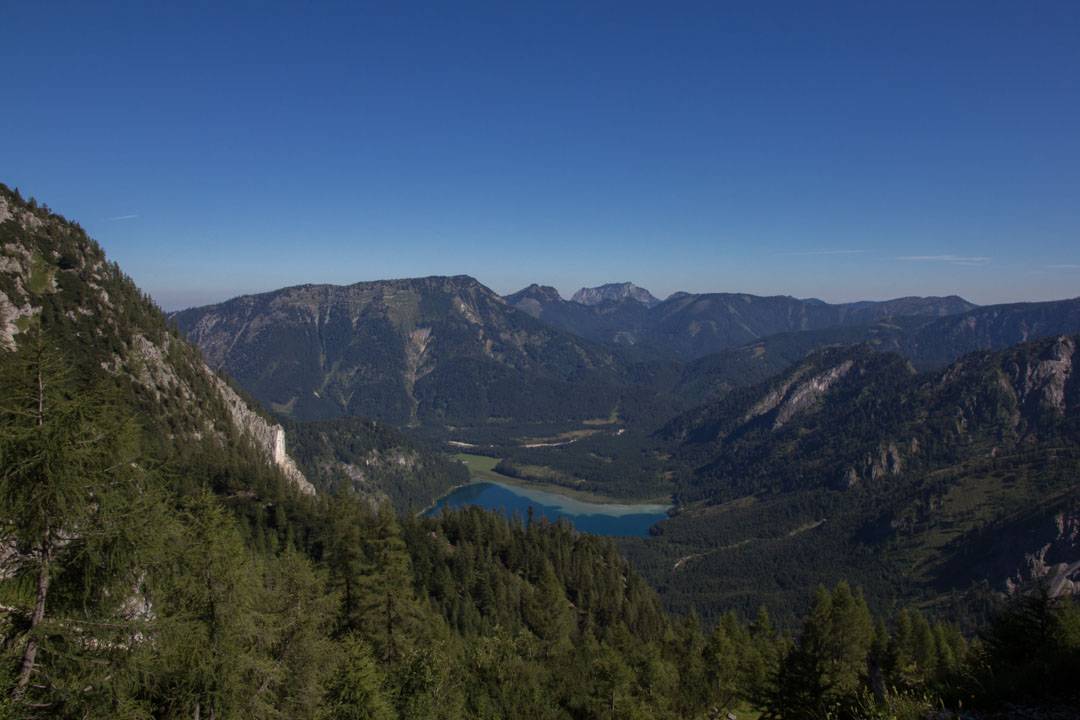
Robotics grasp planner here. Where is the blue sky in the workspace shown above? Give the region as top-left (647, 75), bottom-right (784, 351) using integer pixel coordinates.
top-left (2, 2), bottom-right (1078, 310)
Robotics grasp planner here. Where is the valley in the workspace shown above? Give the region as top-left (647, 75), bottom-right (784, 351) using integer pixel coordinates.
top-left (7, 3), bottom-right (1080, 715)
top-left (426, 453), bottom-right (671, 537)
top-left (168, 267), bottom-right (1080, 624)
top-left (3, 177), bottom-right (1078, 718)
top-left (448, 452), bottom-right (640, 506)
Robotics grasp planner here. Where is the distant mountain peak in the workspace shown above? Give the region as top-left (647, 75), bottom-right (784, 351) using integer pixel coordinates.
top-left (572, 282), bottom-right (659, 307)
top-left (505, 283), bottom-right (563, 303)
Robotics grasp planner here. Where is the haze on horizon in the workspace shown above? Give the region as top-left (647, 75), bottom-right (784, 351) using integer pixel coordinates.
top-left (2, 2), bottom-right (1078, 311)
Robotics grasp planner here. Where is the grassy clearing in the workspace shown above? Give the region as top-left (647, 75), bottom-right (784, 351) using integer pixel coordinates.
top-left (452, 453), bottom-right (506, 482)
top-left (27, 252), bottom-right (56, 294)
top-left (452, 453), bottom-right (670, 506)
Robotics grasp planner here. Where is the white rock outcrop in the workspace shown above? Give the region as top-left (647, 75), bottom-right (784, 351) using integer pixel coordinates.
top-left (209, 374), bottom-right (316, 495)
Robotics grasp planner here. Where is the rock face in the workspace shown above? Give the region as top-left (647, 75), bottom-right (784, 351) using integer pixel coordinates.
top-left (664, 335), bottom-right (1079, 499)
top-left (1008, 510), bottom-right (1080, 597)
top-left (771, 360), bottom-right (855, 428)
top-left (739, 360), bottom-right (855, 429)
top-left (211, 376), bottom-right (315, 495)
top-left (0, 196), bottom-right (44, 350)
top-left (0, 183), bottom-right (313, 495)
top-left (571, 282), bottom-right (660, 308)
top-left (1008, 335), bottom-right (1074, 417)
top-left (173, 276), bottom-right (627, 425)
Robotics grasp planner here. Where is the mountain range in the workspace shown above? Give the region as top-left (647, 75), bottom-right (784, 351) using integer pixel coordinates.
top-left (9, 180), bottom-right (1080, 626)
top-left (175, 276), bottom-right (1080, 435)
top-left (506, 282), bottom-right (977, 359)
top-left (636, 334), bottom-right (1080, 619)
top-left (171, 277), bottom-right (640, 428)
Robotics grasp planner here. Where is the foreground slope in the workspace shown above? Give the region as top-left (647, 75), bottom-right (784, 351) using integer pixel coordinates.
top-left (0, 184), bottom-right (312, 494)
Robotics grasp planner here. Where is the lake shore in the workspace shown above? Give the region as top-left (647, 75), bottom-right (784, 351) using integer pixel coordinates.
top-left (451, 452), bottom-right (672, 507)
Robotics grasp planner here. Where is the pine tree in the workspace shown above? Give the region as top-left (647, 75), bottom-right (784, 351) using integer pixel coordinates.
top-left (352, 505), bottom-right (424, 663)
top-left (318, 636), bottom-right (395, 720)
top-left (0, 332), bottom-right (158, 714)
top-left (523, 560), bottom-right (573, 654)
top-left (588, 644), bottom-right (635, 720)
top-left (262, 548), bottom-right (338, 719)
top-left (767, 582), bottom-right (874, 718)
top-left (139, 492), bottom-right (268, 719)
top-left (704, 613), bottom-right (741, 712)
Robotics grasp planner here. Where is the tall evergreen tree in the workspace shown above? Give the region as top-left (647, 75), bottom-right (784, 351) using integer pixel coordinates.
top-left (0, 333), bottom-right (159, 715)
top-left (767, 582), bottom-right (873, 719)
top-left (318, 636), bottom-right (395, 720)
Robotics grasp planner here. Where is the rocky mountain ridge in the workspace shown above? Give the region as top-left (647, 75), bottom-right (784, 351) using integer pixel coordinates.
top-left (667, 335), bottom-right (1077, 494)
top-left (506, 282), bottom-right (977, 358)
top-left (571, 281), bottom-right (660, 307)
top-left (172, 275), bottom-right (631, 426)
top-left (0, 185), bottom-right (313, 495)
top-left (637, 334), bottom-right (1080, 617)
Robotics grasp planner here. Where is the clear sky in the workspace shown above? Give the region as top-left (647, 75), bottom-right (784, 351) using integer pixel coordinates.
top-left (2, 2), bottom-right (1078, 310)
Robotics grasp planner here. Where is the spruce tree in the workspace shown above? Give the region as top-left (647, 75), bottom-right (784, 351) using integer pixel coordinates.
top-left (319, 636), bottom-right (395, 720)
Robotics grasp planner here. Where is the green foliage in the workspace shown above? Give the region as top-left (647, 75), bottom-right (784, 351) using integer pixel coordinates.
top-left (961, 589), bottom-right (1080, 710)
top-left (767, 583), bottom-right (874, 719)
top-left (319, 636), bottom-right (394, 720)
top-left (3, 181), bottom-right (1080, 720)
top-left (287, 416), bottom-right (468, 511)
top-left (0, 331), bottom-right (162, 717)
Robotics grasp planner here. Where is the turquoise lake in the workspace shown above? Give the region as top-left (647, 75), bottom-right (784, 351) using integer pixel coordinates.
top-left (425, 481), bottom-right (670, 537)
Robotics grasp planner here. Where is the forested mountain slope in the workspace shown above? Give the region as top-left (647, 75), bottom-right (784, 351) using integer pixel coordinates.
top-left (0, 184), bottom-right (312, 494)
top-left (286, 416), bottom-right (468, 511)
top-left (172, 277), bottom-right (633, 426)
top-left (0, 184), bottom-right (722, 719)
top-left (3, 183), bottom-right (1078, 719)
top-left (632, 335), bottom-right (1080, 622)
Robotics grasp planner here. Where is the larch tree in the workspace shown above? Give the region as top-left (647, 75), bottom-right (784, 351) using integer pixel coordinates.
top-left (0, 332), bottom-right (155, 712)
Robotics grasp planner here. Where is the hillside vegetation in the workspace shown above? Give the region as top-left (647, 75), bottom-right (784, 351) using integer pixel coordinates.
top-left (3, 184), bottom-right (1079, 718)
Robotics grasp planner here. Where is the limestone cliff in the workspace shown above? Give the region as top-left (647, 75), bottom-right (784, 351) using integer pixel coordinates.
top-left (210, 375), bottom-right (315, 495)
top-left (0, 184), bottom-right (313, 495)
top-left (1007, 509), bottom-right (1080, 597)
